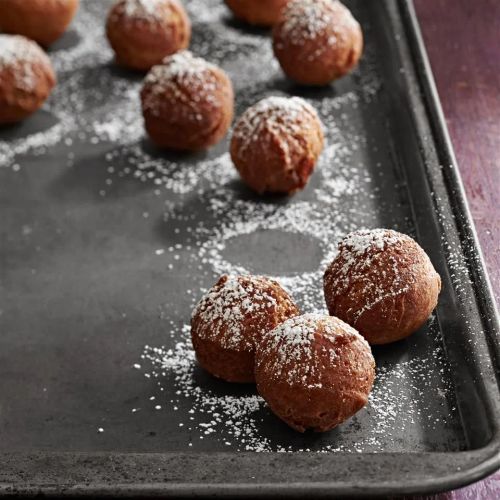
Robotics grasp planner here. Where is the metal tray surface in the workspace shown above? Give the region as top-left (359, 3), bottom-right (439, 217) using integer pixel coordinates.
top-left (0, 0), bottom-right (499, 497)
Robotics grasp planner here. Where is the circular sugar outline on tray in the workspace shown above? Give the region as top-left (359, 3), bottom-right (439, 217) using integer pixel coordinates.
top-left (220, 228), bottom-right (324, 276)
top-left (193, 199), bottom-right (350, 310)
top-left (0, 109), bottom-right (73, 168)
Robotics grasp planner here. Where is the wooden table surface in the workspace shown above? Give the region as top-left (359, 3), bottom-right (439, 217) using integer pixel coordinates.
top-left (411, 1), bottom-right (500, 498)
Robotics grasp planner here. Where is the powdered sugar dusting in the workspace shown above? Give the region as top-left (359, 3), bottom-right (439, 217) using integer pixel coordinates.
top-left (277, 0), bottom-right (359, 47)
top-left (233, 96), bottom-right (321, 156)
top-left (0, 34), bottom-right (51, 92)
top-left (268, 315), bottom-right (319, 357)
top-left (142, 51), bottom-right (223, 112)
top-left (146, 50), bottom-right (218, 83)
top-left (324, 229), bottom-right (416, 322)
top-left (342, 228), bottom-right (404, 256)
top-left (257, 313), bottom-right (367, 388)
top-left (113, 0), bottom-right (167, 21)
top-left (192, 275), bottom-right (281, 350)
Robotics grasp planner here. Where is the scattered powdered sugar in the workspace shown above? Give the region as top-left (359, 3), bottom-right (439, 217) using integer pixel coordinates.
top-left (0, 34), bottom-right (46, 67)
top-left (362, 322), bottom-right (459, 452)
top-left (0, 116), bottom-right (68, 167)
top-left (0, 34), bottom-right (51, 92)
top-left (433, 186), bottom-right (476, 301)
top-left (0, 4), bottom-right (114, 167)
top-left (51, 5), bottom-right (112, 73)
top-left (136, 315), bottom-right (459, 453)
top-left (138, 324), bottom-right (273, 451)
top-left (185, 0), bottom-right (226, 23)
top-left (188, 197), bottom-right (344, 308)
top-left (132, 149), bottom-right (235, 194)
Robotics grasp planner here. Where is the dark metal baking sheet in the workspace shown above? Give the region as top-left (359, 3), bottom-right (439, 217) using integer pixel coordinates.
top-left (1, 0), bottom-right (499, 497)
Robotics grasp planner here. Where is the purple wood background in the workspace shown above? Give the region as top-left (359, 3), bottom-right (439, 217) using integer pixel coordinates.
top-left (410, 1), bottom-right (500, 498)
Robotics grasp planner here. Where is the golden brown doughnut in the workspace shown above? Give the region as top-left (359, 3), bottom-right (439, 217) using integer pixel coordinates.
top-left (0, 35), bottom-right (56, 124)
top-left (230, 96), bottom-right (324, 194)
top-left (191, 274), bottom-right (299, 383)
top-left (106, 0), bottom-right (191, 71)
top-left (255, 313), bottom-right (375, 432)
top-left (323, 229), bottom-right (441, 345)
top-left (224, 0), bottom-right (291, 27)
top-left (141, 51), bottom-right (234, 151)
top-left (273, 0), bottom-right (363, 86)
top-left (0, 0), bottom-right (79, 47)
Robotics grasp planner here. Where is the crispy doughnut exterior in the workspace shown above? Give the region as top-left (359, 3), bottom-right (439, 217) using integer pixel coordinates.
top-left (273, 0), bottom-right (363, 86)
top-left (0, 0), bottom-right (79, 46)
top-left (230, 97), bottom-right (324, 194)
top-left (255, 314), bottom-right (375, 432)
top-left (224, 0), bottom-right (290, 27)
top-left (0, 38), bottom-right (56, 124)
top-left (323, 229), bottom-right (441, 345)
top-left (141, 59), bottom-right (234, 151)
top-left (191, 275), bottom-right (300, 383)
top-left (106, 0), bottom-right (191, 71)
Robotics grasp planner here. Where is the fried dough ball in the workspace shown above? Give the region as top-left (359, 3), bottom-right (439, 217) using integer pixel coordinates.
top-left (191, 274), bottom-right (300, 383)
top-left (106, 0), bottom-right (191, 71)
top-left (224, 0), bottom-right (291, 27)
top-left (0, 0), bottom-right (79, 47)
top-left (255, 313), bottom-right (375, 432)
top-left (141, 51), bottom-right (234, 150)
top-left (230, 96), bottom-right (324, 194)
top-left (323, 229), bottom-right (441, 345)
top-left (0, 35), bottom-right (56, 124)
top-left (273, 0), bottom-right (363, 85)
